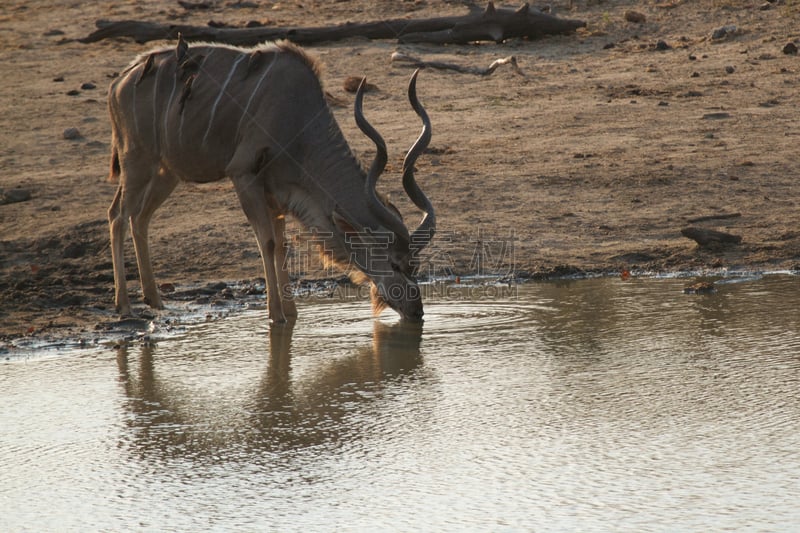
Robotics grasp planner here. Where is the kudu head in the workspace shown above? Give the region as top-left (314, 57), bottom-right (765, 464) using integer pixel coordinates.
top-left (333, 70), bottom-right (435, 322)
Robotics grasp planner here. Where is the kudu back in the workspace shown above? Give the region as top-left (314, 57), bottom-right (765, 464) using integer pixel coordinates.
top-left (107, 39), bottom-right (435, 322)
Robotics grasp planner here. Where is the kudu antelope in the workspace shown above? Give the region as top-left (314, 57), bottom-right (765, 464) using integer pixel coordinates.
top-left (107, 40), bottom-right (435, 322)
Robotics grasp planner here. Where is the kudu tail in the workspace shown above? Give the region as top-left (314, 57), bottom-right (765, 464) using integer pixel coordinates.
top-left (108, 148), bottom-right (121, 182)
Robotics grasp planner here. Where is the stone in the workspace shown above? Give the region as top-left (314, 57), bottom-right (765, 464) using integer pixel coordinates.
top-left (654, 40), bottom-right (671, 51)
top-left (624, 11), bottom-right (646, 24)
top-left (63, 127), bottom-right (82, 140)
top-left (711, 25), bottom-right (737, 40)
top-left (0, 188), bottom-right (32, 205)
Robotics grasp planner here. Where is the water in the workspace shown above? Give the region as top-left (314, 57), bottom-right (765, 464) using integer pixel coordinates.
top-left (2, 274), bottom-right (800, 531)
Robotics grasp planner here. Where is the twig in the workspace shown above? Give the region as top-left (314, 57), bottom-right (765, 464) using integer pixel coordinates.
top-left (391, 51), bottom-right (525, 76)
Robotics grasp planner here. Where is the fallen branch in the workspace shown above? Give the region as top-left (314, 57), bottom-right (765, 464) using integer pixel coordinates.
top-left (79, 2), bottom-right (585, 46)
top-left (681, 226), bottom-right (742, 247)
top-left (391, 51), bottom-right (525, 76)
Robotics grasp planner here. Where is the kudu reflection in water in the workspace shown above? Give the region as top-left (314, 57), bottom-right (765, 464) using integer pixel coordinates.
top-left (115, 321), bottom-right (423, 459)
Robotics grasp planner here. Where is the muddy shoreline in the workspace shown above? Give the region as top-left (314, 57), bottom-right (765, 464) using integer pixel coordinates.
top-left (2, 0), bottom-right (799, 345)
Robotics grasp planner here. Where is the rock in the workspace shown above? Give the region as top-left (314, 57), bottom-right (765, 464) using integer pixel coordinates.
top-left (711, 25), bottom-right (737, 40)
top-left (681, 226), bottom-right (742, 247)
top-left (0, 188), bottom-right (32, 205)
top-left (63, 242), bottom-right (86, 259)
top-left (343, 76), bottom-right (377, 93)
top-left (624, 10), bottom-right (646, 23)
top-left (683, 281), bottom-right (716, 295)
top-left (655, 40), bottom-right (671, 51)
top-left (80, 82), bottom-right (96, 90)
top-left (63, 127), bottom-right (82, 140)
top-left (783, 42), bottom-right (798, 55)
top-left (66, 89), bottom-right (80, 96)
top-left (53, 76), bottom-right (64, 82)
top-left (725, 65), bottom-right (735, 74)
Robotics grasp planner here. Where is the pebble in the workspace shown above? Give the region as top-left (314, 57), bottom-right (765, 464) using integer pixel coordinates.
top-left (783, 42), bottom-right (798, 55)
top-left (655, 40), bottom-right (671, 51)
top-left (711, 25), bottom-right (737, 40)
top-left (343, 76), bottom-right (377, 93)
top-left (0, 188), bottom-right (32, 205)
top-left (702, 112), bottom-right (732, 120)
top-left (80, 82), bottom-right (96, 90)
top-left (725, 65), bottom-right (735, 74)
top-left (66, 89), bottom-right (80, 96)
top-left (624, 10), bottom-right (646, 24)
top-left (63, 242), bottom-right (86, 259)
top-left (63, 127), bottom-right (82, 140)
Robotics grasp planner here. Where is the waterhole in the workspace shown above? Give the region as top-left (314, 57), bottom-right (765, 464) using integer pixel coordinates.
top-left (2, 274), bottom-right (799, 530)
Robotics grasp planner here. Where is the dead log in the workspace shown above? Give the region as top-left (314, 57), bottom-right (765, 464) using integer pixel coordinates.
top-left (78, 2), bottom-right (585, 46)
top-left (400, 3), bottom-right (581, 44)
top-left (681, 226), bottom-right (742, 247)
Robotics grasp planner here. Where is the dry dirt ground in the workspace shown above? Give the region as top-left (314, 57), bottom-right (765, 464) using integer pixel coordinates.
top-left (1, 0), bottom-right (799, 344)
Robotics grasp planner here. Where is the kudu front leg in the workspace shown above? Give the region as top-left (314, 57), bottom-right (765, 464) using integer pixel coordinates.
top-left (232, 175), bottom-right (287, 323)
top-left (269, 207), bottom-right (297, 318)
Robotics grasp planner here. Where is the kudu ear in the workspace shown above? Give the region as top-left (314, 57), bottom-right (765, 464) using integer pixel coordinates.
top-left (332, 210), bottom-right (361, 236)
top-left (332, 210), bottom-right (395, 248)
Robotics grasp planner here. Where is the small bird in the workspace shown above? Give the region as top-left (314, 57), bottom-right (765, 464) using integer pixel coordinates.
top-left (135, 53), bottom-right (155, 86)
top-left (176, 32), bottom-right (188, 63)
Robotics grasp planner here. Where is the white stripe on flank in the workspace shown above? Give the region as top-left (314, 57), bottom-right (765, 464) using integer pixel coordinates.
top-left (124, 66), bottom-right (140, 137)
top-left (235, 54), bottom-right (277, 140)
top-left (202, 54), bottom-right (246, 146)
top-left (151, 59), bottom-right (161, 146)
top-left (163, 73), bottom-right (178, 153)
top-left (178, 92), bottom-right (186, 147)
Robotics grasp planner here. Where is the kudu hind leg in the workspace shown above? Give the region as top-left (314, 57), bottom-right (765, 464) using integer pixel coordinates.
top-left (108, 185), bottom-right (131, 315)
top-left (129, 168), bottom-right (179, 309)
